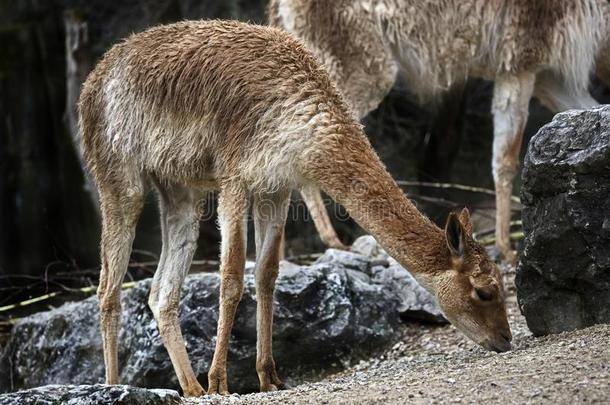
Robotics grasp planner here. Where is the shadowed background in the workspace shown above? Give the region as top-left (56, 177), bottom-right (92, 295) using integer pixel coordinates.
top-left (1, 0), bottom-right (608, 305)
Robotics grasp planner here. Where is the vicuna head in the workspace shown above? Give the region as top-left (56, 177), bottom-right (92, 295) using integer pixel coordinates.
top-left (308, 139), bottom-right (513, 353)
top-left (429, 208), bottom-right (512, 352)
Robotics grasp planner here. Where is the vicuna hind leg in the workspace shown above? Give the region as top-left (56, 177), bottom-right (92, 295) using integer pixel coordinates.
top-left (253, 190), bottom-right (290, 392)
top-left (300, 185), bottom-right (347, 250)
top-left (148, 183), bottom-right (205, 397)
top-left (208, 183), bottom-right (248, 395)
top-left (534, 72), bottom-right (598, 112)
top-left (97, 173), bottom-right (144, 385)
top-left (148, 178), bottom-right (169, 320)
top-left (491, 73), bottom-right (535, 262)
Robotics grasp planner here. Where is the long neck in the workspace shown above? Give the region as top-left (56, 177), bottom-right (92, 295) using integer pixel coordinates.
top-left (300, 125), bottom-right (450, 276)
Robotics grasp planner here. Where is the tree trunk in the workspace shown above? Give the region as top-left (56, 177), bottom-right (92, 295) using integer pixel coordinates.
top-left (64, 9), bottom-right (98, 212)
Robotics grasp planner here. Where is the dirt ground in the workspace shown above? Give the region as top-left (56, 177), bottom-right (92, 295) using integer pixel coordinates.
top-left (188, 267), bottom-right (610, 405)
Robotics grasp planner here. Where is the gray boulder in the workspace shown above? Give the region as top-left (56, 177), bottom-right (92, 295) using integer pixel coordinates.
top-left (349, 236), bottom-right (445, 323)
top-left (0, 237), bottom-right (442, 394)
top-left (0, 385), bottom-right (180, 405)
top-left (517, 106), bottom-right (610, 336)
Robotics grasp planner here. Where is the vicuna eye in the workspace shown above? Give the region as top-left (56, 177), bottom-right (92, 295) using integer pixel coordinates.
top-left (475, 288), bottom-right (494, 302)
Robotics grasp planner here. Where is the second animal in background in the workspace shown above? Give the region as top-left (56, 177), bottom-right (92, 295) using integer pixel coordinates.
top-left (270, 0), bottom-right (610, 261)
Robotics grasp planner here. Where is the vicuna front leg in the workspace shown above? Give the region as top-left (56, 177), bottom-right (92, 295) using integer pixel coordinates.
top-left (97, 179), bottom-right (144, 385)
top-left (491, 73), bottom-right (535, 262)
top-left (148, 184), bottom-right (204, 397)
top-left (253, 190), bottom-right (290, 392)
top-left (207, 183), bottom-right (248, 394)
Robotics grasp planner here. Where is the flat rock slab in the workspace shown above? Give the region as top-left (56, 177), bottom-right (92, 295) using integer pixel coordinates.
top-left (0, 237), bottom-right (442, 394)
top-left (0, 384), bottom-right (180, 405)
top-left (517, 106), bottom-right (610, 335)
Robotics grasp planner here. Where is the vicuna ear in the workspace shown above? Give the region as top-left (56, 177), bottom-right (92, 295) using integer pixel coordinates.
top-left (445, 212), bottom-right (467, 258)
top-left (458, 207), bottom-right (473, 236)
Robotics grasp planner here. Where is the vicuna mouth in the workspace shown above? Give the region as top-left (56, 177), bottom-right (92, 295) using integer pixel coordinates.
top-left (482, 337), bottom-right (512, 353)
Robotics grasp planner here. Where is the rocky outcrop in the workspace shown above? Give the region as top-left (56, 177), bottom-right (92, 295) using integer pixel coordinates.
top-left (0, 237), bottom-right (443, 394)
top-left (517, 106), bottom-right (610, 336)
top-left (0, 385), bottom-right (180, 405)
top-left (349, 236), bottom-right (445, 323)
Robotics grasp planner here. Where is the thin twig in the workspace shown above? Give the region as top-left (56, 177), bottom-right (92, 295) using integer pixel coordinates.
top-left (0, 281), bottom-right (136, 313)
top-left (285, 253), bottom-right (323, 263)
top-left (397, 180), bottom-right (521, 204)
top-left (477, 231), bottom-right (525, 246)
top-left (472, 220), bottom-right (523, 239)
top-left (131, 248), bottom-right (160, 260)
top-left (408, 194), bottom-right (461, 207)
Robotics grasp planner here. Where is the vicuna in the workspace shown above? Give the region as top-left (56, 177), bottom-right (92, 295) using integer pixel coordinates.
top-left (270, 0), bottom-right (610, 261)
top-left (79, 20), bottom-right (511, 396)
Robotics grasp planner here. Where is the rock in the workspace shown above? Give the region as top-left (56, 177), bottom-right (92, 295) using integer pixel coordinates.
top-left (517, 106), bottom-right (610, 336)
top-left (0, 384), bottom-right (181, 405)
top-left (350, 235), bottom-right (386, 258)
top-left (0, 237), bottom-right (441, 395)
top-left (375, 259), bottom-right (445, 323)
top-left (350, 236), bottom-right (446, 323)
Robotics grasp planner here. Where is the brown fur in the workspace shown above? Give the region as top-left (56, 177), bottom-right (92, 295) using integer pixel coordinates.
top-left (80, 19), bottom-right (510, 396)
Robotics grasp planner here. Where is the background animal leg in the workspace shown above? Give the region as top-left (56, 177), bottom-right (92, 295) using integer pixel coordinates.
top-left (534, 72), bottom-right (598, 112)
top-left (300, 185), bottom-right (347, 250)
top-left (492, 73), bottom-right (535, 262)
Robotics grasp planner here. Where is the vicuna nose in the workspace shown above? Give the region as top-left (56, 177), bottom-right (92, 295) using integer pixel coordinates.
top-left (501, 330), bottom-right (513, 342)
top-left (489, 337), bottom-right (512, 353)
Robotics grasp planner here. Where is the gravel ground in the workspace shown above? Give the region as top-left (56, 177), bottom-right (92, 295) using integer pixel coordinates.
top-left (188, 267), bottom-right (610, 405)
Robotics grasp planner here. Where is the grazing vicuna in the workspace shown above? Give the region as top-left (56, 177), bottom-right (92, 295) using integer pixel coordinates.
top-left (270, 0), bottom-right (610, 261)
top-left (79, 20), bottom-right (511, 396)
